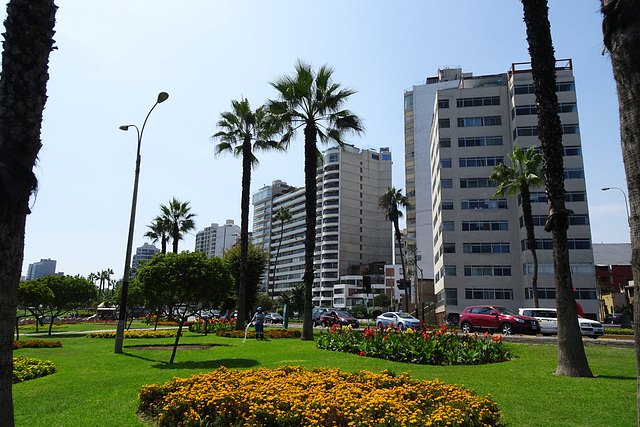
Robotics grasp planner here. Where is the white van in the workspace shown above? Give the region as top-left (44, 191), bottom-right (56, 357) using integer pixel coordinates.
top-left (518, 308), bottom-right (604, 338)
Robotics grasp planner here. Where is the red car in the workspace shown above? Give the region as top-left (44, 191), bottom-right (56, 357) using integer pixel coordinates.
top-left (319, 310), bottom-right (359, 329)
top-left (459, 305), bottom-right (539, 335)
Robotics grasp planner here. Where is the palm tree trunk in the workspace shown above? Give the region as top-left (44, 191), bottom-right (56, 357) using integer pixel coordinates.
top-left (235, 137), bottom-right (251, 330)
top-left (520, 183), bottom-right (540, 308)
top-left (521, 0), bottom-right (592, 377)
top-left (0, 2), bottom-right (56, 424)
top-left (172, 224), bottom-right (179, 254)
top-left (301, 125), bottom-right (317, 340)
top-left (394, 219), bottom-right (408, 312)
top-left (601, 0), bottom-right (640, 420)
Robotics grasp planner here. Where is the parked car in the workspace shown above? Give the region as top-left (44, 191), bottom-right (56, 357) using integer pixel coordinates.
top-left (319, 310), bottom-right (359, 328)
top-left (603, 313), bottom-right (624, 324)
top-left (375, 312), bottom-right (422, 330)
top-left (518, 308), bottom-right (604, 338)
top-left (312, 307), bottom-right (331, 326)
top-left (197, 309), bottom-right (219, 320)
top-left (264, 312), bottom-right (283, 324)
top-left (459, 305), bottom-right (540, 335)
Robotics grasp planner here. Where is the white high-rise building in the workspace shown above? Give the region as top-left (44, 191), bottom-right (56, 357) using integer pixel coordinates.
top-left (252, 145), bottom-right (393, 305)
top-left (194, 219), bottom-right (240, 258)
top-left (404, 60), bottom-right (598, 322)
top-left (132, 243), bottom-right (160, 270)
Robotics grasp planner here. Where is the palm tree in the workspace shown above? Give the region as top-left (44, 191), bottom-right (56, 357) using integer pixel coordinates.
top-left (378, 187), bottom-right (410, 312)
top-left (214, 97), bottom-right (284, 330)
top-left (0, 1), bottom-right (56, 423)
top-left (491, 145), bottom-right (543, 308)
top-left (98, 268), bottom-right (114, 297)
top-left (601, 0), bottom-right (640, 419)
top-left (159, 198), bottom-right (196, 254)
top-left (271, 206), bottom-right (292, 298)
top-left (521, 0), bottom-right (592, 377)
top-left (268, 60), bottom-right (364, 340)
top-left (145, 216), bottom-right (171, 254)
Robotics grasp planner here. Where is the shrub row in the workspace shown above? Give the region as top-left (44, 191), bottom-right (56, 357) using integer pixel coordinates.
top-left (214, 328), bottom-right (302, 339)
top-left (138, 365), bottom-right (504, 426)
top-left (86, 330), bottom-right (176, 339)
top-left (13, 356), bottom-right (56, 384)
top-left (14, 340), bottom-right (62, 349)
top-left (188, 318), bottom-right (235, 334)
top-left (604, 328), bottom-right (634, 336)
top-left (317, 325), bottom-right (512, 365)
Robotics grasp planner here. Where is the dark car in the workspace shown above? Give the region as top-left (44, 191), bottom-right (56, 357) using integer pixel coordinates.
top-left (604, 313), bottom-right (624, 324)
top-left (459, 305), bottom-right (540, 335)
top-left (319, 310), bottom-right (359, 329)
top-left (264, 312), bottom-right (283, 324)
top-left (312, 307), bottom-right (331, 326)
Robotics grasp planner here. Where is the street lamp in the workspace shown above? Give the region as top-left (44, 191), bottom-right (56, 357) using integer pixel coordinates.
top-left (601, 186), bottom-right (630, 223)
top-left (114, 92), bottom-right (169, 354)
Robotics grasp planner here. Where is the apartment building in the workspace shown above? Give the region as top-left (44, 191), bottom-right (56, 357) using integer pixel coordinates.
top-left (194, 219), bottom-right (240, 258)
top-left (252, 145), bottom-right (393, 304)
top-left (405, 60), bottom-right (599, 322)
top-left (132, 242), bottom-right (160, 270)
top-left (26, 258), bottom-right (57, 280)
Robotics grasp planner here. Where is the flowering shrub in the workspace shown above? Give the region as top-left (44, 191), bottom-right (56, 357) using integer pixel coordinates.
top-left (13, 356), bottom-right (56, 383)
top-left (86, 330), bottom-right (176, 339)
top-left (14, 340), bottom-right (62, 349)
top-left (214, 328), bottom-right (301, 339)
top-left (188, 318), bottom-right (235, 334)
top-left (138, 366), bottom-right (504, 426)
top-left (604, 328), bottom-right (634, 336)
top-left (21, 323), bottom-right (67, 330)
top-left (317, 325), bottom-right (512, 365)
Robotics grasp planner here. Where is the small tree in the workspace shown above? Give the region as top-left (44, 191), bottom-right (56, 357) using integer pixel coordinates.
top-left (223, 242), bottom-right (269, 321)
top-left (136, 252), bottom-right (232, 364)
top-left (17, 280), bottom-right (54, 334)
top-left (278, 283), bottom-right (305, 316)
top-left (373, 293), bottom-right (392, 312)
top-left (159, 198), bottom-right (197, 254)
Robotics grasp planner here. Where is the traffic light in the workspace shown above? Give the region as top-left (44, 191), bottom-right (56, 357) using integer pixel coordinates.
top-left (363, 276), bottom-right (372, 293)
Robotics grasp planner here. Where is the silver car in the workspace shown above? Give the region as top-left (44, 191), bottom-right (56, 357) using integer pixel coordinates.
top-left (375, 312), bottom-right (422, 330)
top-left (518, 308), bottom-right (604, 338)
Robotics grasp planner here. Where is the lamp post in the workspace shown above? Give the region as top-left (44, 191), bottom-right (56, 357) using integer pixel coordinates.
top-left (114, 92), bottom-right (169, 354)
top-left (601, 186), bottom-right (630, 223)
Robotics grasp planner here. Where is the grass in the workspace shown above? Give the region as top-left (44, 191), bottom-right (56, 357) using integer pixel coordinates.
top-left (12, 327), bottom-right (637, 426)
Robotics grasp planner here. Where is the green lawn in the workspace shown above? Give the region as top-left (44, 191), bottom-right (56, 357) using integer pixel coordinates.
top-left (12, 328), bottom-right (637, 426)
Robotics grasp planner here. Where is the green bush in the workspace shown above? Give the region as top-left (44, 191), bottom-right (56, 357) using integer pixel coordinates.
top-left (370, 308), bottom-right (383, 318)
top-left (317, 325), bottom-right (512, 365)
top-left (13, 356), bottom-right (56, 383)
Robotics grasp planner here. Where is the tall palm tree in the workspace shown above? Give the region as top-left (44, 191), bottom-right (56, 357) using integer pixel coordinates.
top-left (268, 60), bottom-right (364, 340)
top-left (145, 216), bottom-right (171, 254)
top-left (601, 0), bottom-right (640, 419)
top-left (159, 198), bottom-right (196, 254)
top-left (98, 268), bottom-right (114, 297)
top-left (491, 145), bottom-right (543, 308)
top-left (378, 187), bottom-right (410, 312)
top-left (521, 0), bottom-right (592, 377)
top-left (0, 1), bottom-right (56, 423)
top-left (214, 97), bottom-right (284, 330)
top-left (271, 206), bottom-right (292, 298)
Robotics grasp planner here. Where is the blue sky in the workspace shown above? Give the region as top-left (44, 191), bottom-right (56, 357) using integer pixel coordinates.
top-left (16, 1), bottom-right (628, 279)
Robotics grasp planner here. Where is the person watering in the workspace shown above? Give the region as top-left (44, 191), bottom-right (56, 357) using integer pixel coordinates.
top-left (250, 307), bottom-right (266, 340)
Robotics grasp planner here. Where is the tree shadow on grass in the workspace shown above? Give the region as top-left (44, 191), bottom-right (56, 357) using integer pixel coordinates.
top-left (595, 374), bottom-right (636, 381)
top-left (153, 358), bottom-right (259, 370)
top-left (20, 333), bottom-right (90, 339)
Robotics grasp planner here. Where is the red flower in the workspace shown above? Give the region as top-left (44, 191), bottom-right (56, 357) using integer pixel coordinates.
top-left (359, 351), bottom-right (364, 356)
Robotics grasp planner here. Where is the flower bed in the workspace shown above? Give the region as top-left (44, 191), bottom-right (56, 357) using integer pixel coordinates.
top-left (13, 356), bottom-right (56, 383)
top-left (604, 328), bottom-right (634, 336)
top-left (188, 318), bottom-right (235, 334)
top-left (138, 366), bottom-right (504, 426)
top-left (214, 328), bottom-right (301, 339)
top-left (317, 325), bottom-right (512, 365)
top-left (86, 330), bottom-right (176, 339)
top-left (14, 340), bottom-right (62, 349)
top-left (20, 323), bottom-right (67, 330)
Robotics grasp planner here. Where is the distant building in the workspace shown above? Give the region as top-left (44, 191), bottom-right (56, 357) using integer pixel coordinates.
top-left (26, 258), bottom-right (57, 280)
top-left (593, 243), bottom-right (633, 318)
top-left (252, 145), bottom-right (393, 303)
top-left (194, 219), bottom-right (240, 258)
top-left (132, 243), bottom-right (160, 270)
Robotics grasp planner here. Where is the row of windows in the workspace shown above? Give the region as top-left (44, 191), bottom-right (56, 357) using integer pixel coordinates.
top-left (523, 191), bottom-right (586, 204)
top-left (461, 199), bottom-right (508, 210)
top-left (524, 287), bottom-right (597, 300)
top-left (521, 214), bottom-right (590, 227)
top-left (464, 265), bottom-right (512, 276)
top-left (514, 124), bottom-right (579, 138)
top-left (460, 178), bottom-right (498, 188)
top-left (462, 220), bottom-right (509, 231)
top-left (459, 156), bottom-right (503, 168)
top-left (521, 238), bottom-right (592, 250)
top-left (457, 116), bottom-right (502, 127)
top-left (465, 288), bottom-right (513, 300)
top-left (456, 96), bottom-right (501, 108)
top-left (458, 136), bottom-right (503, 147)
top-left (513, 81), bottom-right (575, 94)
top-left (513, 102), bottom-right (577, 117)
top-left (522, 263), bottom-right (595, 275)
top-left (463, 242), bottom-right (510, 254)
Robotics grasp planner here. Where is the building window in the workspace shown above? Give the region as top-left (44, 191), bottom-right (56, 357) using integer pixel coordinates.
top-left (521, 238), bottom-right (591, 250)
top-left (442, 221), bottom-right (455, 231)
top-left (461, 199), bottom-right (507, 210)
top-left (564, 168), bottom-right (585, 179)
top-left (462, 220), bottom-right (508, 231)
top-left (404, 94), bottom-right (413, 111)
top-left (456, 96), bottom-right (500, 107)
top-left (525, 287), bottom-right (556, 299)
top-left (442, 265), bottom-right (457, 276)
top-left (443, 243), bottom-right (456, 253)
top-left (441, 179), bottom-right (453, 189)
top-left (459, 156), bottom-right (503, 168)
top-left (458, 136), bottom-right (503, 147)
top-left (464, 265), bottom-right (512, 276)
top-left (442, 200), bottom-right (454, 210)
top-left (574, 288), bottom-right (597, 299)
top-left (465, 288), bottom-right (514, 300)
top-left (438, 99), bottom-right (449, 108)
top-left (439, 138), bottom-right (451, 148)
top-left (457, 116), bottom-right (502, 127)
top-left (463, 243), bottom-right (510, 254)
top-left (460, 178), bottom-right (498, 188)
top-left (439, 118), bottom-right (450, 128)
top-left (440, 158), bottom-right (452, 168)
